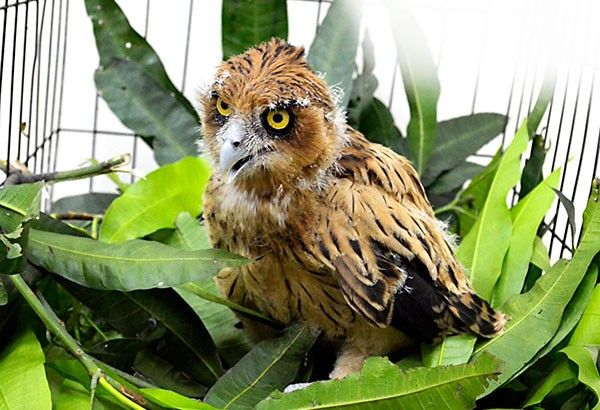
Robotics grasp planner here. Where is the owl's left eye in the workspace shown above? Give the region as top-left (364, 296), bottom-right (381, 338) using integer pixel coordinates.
top-left (261, 109), bottom-right (294, 136)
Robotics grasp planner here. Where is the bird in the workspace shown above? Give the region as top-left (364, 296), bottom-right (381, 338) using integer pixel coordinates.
top-left (198, 38), bottom-right (506, 379)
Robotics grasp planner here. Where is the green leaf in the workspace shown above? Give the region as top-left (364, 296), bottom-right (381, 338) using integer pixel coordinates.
top-left (133, 351), bottom-right (207, 398)
top-left (520, 134), bottom-right (547, 198)
top-left (221, 0), bottom-right (288, 59)
top-left (100, 157), bottom-right (211, 243)
top-left (0, 182), bottom-right (43, 225)
top-left (552, 187), bottom-right (577, 249)
top-left (423, 113), bottom-right (506, 186)
top-left (530, 236), bottom-right (551, 273)
top-left (84, 0), bottom-right (197, 122)
top-left (139, 388), bottom-right (216, 410)
top-left (0, 182), bottom-right (43, 274)
top-left (493, 168), bottom-right (561, 307)
top-left (569, 283), bottom-right (600, 345)
top-left (0, 280), bottom-right (6, 305)
top-left (523, 360), bottom-right (578, 407)
top-left (421, 334), bottom-right (477, 367)
top-left (176, 282), bottom-right (253, 368)
top-left (257, 353), bottom-right (500, 409)
top-left (204, 325), bottom-right (319, 409)
top-left (519, 265), bottom-right (598, 374)
top-left (307, 0), bottom-right (362, 107)
top-left (387, 0), bottom-right (440, 175)
top-left (474, 181), bottom-right (600, 394)
top-left (457, 121), bottom-right (530, 299)
top-left (28, 229), bottom-right (246, 291)
top-left (358, 98), bottom-right (408, 156)
top-left (156, 212), bottom-right (254, 365)
top-left (347, 29), bottom-right (378, 128)
top-left (52, 378), bottom-right (115, 410)
top-left (0, 330), bottom-right (52, 410)
top-left (527, 67), bottom-right (556, 137)
top-left (427, 162), bottom-right (484, 196)
top-left (562, 346), bottom-right (600, 409)
top-left (95, 59), bottom-right (200, 165)
top-left (456, 148), bottom-right (502, 236)
top-left (51, 193), bottom-right (117, 215)
top-left (59, 278), bottom-right (223, 387)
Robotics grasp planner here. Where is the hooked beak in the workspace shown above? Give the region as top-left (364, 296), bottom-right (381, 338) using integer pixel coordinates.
top-left (219, 119), bottom-right (254, 183)
top-left (219, 139), bottom-right (253, 184)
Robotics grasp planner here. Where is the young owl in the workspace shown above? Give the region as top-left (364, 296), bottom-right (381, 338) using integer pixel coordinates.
top-left (199, 39), bottom-right (505, 379)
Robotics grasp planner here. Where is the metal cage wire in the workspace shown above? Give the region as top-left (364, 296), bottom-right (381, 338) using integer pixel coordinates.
top-left (1, 0), bottom-right (599, 262)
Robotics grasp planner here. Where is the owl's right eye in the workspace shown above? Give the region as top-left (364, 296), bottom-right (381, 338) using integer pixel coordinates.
top-left (216, 97), bottom-right (232, 117)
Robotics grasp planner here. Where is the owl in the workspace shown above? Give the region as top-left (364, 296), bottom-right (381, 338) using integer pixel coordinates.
top-left (199, 39), bottom-right (505, 379)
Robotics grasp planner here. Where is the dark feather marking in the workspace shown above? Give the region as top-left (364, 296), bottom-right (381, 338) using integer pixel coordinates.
top-left (447, 265), bottom-right (460, 287)
top-left (417, 234), bottom-right (431, 255)
top-left (349, 239), bottom-right (362, 259)
top-left (319, 302), bottom-right (339, 325)
top-left (227, 275), bottom-right (239, 299)
top-left (319, 241), bottom-right (331, 260)
top-left (330, 231), bottom-right (341, 254)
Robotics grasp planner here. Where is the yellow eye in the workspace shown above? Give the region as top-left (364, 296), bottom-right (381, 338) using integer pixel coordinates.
top-left (266, 110), bottom-right (290, 130)
top-left (216, 97), bottom-right (232, 117)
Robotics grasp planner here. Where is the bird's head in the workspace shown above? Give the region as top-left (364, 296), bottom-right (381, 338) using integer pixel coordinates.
top-left (198, 38), bottom-right (347, 194)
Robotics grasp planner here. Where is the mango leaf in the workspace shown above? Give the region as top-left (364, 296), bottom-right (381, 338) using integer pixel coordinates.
top-left (84, 0), bottom-right (197, 121)
top-left (139, 388), bottom-right (216, 410)
top-left (387, 0), bottom-right (439, 175)
top-left (59, 278), bottom-right (223, 387)
top-left (562, 346), bottom-right (600, 409)
top-left (456, 148), bottom-right (502, 236)
top-left (493, 168), bottom-right (561, 307)
top-left (257, 353), bottom-right (500, 409)
top-left (32, 213), bottom-right (90, 238)
top-left (0, 281), bottom-right (6, 305)
top-left (158, 212), bottom-right (212, 251)
top-left (347, 29), bottom-right (378, 128)
top-left (520, 135), bottom-right (548, 198)
top-left (204, 325), bottom-right (319, 409)
top-left (95, 58), bottom-right (200, 165)
top-left (222, 0), bottom-right (288, 59)
top-left (133, 351), bottom-right (207, 398)
top-left (359, 98), bottom-right (408, 156)
top-left (523, 360), bottom-right (578, 408)
top-left (475, 180), bottom-right (600, 394)
top-left (28, 229), bottom-right (246, 291)
top-left (527, 66), bottom-right (556, 138)
top-left (161, 212), bottom-right (253, 366)
top-left (569, 283), bottom-right (600, 345)
top-left (51, 193), bottom-right (117, 215)
top-left (530, 236), bottom-right (551, 273)
top-left (0, 330), bottom-right (52, 409)
top-left (0, 183), bottom-right (43, 275)
top-left (52, 378), bottom-right (115, 409)
top-left (421, 334), bottom-right (477, 367)
top-left (423, 113), bottom-right (506, 186)
top-left (427, 162), bottom-right (484, 196)
top-left (518, 265), bottom-right (598, 375)
top-left (100, 157), bottom-right (211, 243)
top-left (552, 187), bottom-right (577, 249)
top-left (307, 0), bottom-right (362, 107)
top-left (457, 121), bottom-right (530, 299)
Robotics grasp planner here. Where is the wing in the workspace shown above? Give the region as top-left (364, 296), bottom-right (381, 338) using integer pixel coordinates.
top-left (314, 132), bottom-right (504, 341)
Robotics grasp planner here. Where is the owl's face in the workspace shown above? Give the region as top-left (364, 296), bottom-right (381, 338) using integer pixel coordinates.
top-left (199, 39), bottom-right (346, 193)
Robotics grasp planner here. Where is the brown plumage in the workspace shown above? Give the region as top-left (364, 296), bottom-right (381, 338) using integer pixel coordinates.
top-left (199, 39), bottom-right (505, 379)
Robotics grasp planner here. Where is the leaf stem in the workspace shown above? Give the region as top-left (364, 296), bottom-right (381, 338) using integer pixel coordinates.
top-left (8, 274), bottom-right (147, 409)
top-left (2, 154), bottom-right (130, 186)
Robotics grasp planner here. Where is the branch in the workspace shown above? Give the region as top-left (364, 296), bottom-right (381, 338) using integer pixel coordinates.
top-left (8, 274), bottom-right (147, 409)
top-left (2, 154), bottom-right (131, 186)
